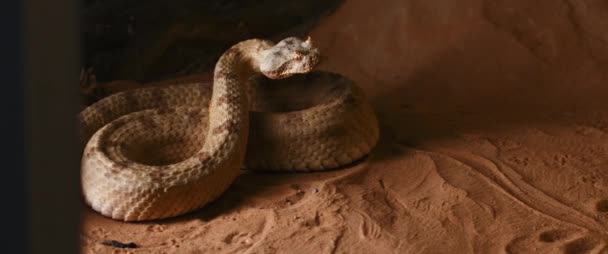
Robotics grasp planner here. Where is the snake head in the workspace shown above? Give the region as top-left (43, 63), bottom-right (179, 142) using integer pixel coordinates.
top-left (260, 37), bottom-right (321, 79)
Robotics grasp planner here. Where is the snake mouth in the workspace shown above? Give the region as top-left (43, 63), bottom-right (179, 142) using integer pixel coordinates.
top-left (249, 71), bottom-right (351, 113)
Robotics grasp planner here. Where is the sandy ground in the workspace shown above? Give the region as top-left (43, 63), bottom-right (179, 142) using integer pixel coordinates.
top-left (81, 0), bottom-right (608, 253)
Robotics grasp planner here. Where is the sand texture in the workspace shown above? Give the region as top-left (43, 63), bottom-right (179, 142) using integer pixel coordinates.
top-left (81, 0), bottom-right (608, 253)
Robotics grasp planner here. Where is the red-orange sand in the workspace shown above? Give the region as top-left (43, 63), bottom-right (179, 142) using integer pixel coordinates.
top-left (81, 0), bottom-right (608, 253)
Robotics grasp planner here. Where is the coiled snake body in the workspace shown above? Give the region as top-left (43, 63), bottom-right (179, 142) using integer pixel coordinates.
top-left (79, 37), bottom-right (379, 221)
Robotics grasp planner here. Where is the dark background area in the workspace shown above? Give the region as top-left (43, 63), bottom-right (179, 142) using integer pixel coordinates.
top-left (1, 0), bottom-right (27, 253)
top-left (82, 0), bottom-right (342, 83)
top-left (23, 0), bottom-right (81, 253)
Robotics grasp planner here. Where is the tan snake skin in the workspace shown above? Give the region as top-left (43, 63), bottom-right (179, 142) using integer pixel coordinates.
top-left (79, 37), bottom-right (379, 221)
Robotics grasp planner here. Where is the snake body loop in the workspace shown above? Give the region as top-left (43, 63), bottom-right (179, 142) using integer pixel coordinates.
top-left (79, 38), bottom-right (379, 221)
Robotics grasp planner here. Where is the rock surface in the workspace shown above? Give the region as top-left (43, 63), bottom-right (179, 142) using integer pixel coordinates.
top-left (81, 0), bottom-right (608, 253)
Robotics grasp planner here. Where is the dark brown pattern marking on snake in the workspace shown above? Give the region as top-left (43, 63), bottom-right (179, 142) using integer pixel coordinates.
top-left (197, 152), bottom-right (210, 164)
top-left (137, 116), bottom-right (157, 129)
top-left (212, 120), bottom-right (239, 135)
top-left (215, 94), bottom-right (229, 107)
top-left (198, 83), bottom-right (211, 98)
top-left (266, 63), bottom-right (288, 78)
top-left (185, 109), bottom-right (203, 125)
top-left (215, 69), bottom-right (240, 84)
top-left (122, 90), bottom-right (140, 110)
top-left (150, 171), bottom-right (167, 180)
top-left (157, 165), bottom-right (172, 172)
top-left (91, 101), bottom-right (115, 121)
top-left (155, 107), bottom-right (176, 115)
top-left (214, 70), bottom-right (227, 80)
top-left (224, 47), bottom-right (241, 58)
top-left (284, 114), bottom-right (306, 125)
top-left (104, 140), bottom-right (120, 148)
top-left (107, 115), bottom-right (129, 128)
top-left (150, 87), bottom-right (167, 108)
top-left (111, 161), bottom-right (131, 170)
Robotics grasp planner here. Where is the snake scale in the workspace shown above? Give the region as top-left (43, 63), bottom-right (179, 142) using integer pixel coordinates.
top-left (79, 37), bottom-right (379, 221)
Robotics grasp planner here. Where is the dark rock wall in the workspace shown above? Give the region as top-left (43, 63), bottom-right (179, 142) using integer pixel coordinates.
top-left (82, 0), bottom-right (343, 82)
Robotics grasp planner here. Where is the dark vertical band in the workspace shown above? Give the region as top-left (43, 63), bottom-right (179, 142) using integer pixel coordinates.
top-left (0, 0), bottom-right (26, 253)
top-left (24, 0), bottom-right (81, 252)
